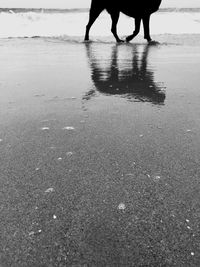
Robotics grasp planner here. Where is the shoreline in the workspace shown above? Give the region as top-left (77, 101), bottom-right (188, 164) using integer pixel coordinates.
top-left (2, 33), bottom-right (200, 45)
top-left (0, 37), bottom-right (200, 266)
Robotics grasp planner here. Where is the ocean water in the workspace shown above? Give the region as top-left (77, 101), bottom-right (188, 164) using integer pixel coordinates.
top-left (0, 8), bottom-right (200, 41)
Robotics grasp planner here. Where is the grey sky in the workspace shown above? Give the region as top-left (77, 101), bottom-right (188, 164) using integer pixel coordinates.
top-left (0, 0), bottom-right (199, 8)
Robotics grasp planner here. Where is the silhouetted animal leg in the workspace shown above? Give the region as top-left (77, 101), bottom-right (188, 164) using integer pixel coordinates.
top-left (110, 12), bottom-right (124, 43)
top-left (84, 7), bottom-right (104, 41)
top-left (126, 18), bottom-right (141, 42)
top-left (143, 15), bottom-right (152, 42)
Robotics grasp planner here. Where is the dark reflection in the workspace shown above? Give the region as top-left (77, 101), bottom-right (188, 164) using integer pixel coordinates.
top-left (84, 43), bottom-right (166, 105)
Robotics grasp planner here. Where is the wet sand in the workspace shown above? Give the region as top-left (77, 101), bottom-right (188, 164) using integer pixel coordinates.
top-left (0, 38), bottom-right (200, 266)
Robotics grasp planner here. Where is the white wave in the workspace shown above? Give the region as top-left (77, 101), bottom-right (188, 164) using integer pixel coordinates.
top-left (0, 10), bottom-right (200, 38)
top-left (0, 11), bottom-right (88, 37)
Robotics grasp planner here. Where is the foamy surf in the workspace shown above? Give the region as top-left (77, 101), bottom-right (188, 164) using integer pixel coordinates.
top-left (1, 8), bottom-right (200, 39)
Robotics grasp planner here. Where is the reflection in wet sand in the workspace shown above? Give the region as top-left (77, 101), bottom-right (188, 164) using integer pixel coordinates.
top-left (84, 43), bottom-right (166, 105)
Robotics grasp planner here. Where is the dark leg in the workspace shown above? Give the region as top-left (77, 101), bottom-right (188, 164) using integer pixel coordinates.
top-left (84, 7), bottom-right (104, 41)
top-left (143, 15), bottom-right (152, 42)
top-left (126, 17), bottom-right (141, 42)
top-left (110, 12), bottom-right (124, 43)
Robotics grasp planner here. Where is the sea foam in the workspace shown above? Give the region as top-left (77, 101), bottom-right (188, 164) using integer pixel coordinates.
top-left (0, 8), bottom-right (200, 39)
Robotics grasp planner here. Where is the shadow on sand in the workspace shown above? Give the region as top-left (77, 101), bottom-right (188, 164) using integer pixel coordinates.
top-left (84, 43), bottom-right (166, 105)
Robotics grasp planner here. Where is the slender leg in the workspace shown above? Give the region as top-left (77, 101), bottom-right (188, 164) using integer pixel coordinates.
top-left (126, 17), bottom-right (141, 42)
top-left (110, 12), bottom-right (124, 43)
top-left (142, 15), bottom-right (152, 42)
top-left (84, 7), bottom-right (104, 41)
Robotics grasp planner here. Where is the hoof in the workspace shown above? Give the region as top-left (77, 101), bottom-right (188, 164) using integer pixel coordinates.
top-left (148, 40), bottom-right (160, 45)
top-left (126, 35), bottom-right (133, 42)
top-left (117, 39), bottom-right (124, 43)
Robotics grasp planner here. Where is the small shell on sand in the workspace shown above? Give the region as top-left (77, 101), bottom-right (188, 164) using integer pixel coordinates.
top-left (45, 187), bottom-right (54, 193)
top-left (153, 175), bottom-right (161, 182)
top-left (28, 231), bottom-right (35, 236)
top-left (118, 203), bottom-right (126, 210)
top-left (63, 126), bottom-right (75, 130)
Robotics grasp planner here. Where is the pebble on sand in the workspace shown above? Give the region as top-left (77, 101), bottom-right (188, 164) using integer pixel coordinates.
top-left (118, 203), bottom-right (126, 210)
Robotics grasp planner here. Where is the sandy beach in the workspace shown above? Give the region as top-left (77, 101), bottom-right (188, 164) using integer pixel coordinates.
top-left (0, 37), bottom-right (200, 266)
